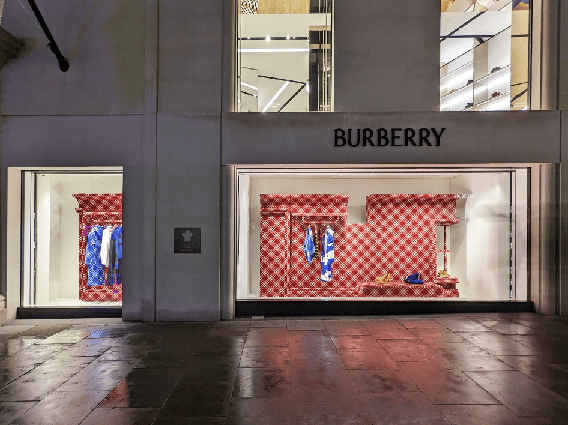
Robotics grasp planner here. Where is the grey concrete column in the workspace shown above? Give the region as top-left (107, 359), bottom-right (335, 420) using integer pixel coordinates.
top-left (560, 111), bottom-right (568, 315)
top-left (539, 163), bottom-right (560, 315)
top-left (560, 162), bottom-right (568, 315)
top-left (155, 0), bottom-right (223, 321)
top-left (122, 0), bottom-right (158, 321)
top-left (221, 165), bottom-right (235, 320)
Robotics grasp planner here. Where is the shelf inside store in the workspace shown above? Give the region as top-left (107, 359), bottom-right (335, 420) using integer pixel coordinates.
top-left (440, 61), bottom-right (473, 83)
top-left (473, 65), bottom-right (511, 86)
top-left (440, 64), bottom-right (509, 97)
top-left (440, 81), bottom-right (474, 101)
top-left (463, 91), bottom-right (511, 111)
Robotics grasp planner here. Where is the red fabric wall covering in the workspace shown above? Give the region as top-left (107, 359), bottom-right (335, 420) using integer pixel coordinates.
top-left (259, 193), bottom-right (460, 298)
top-left (73, 194), bottom-right (122, 302)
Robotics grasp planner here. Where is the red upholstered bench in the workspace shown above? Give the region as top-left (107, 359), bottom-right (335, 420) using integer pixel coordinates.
top-left (357, 281), bottom-right (459, 298)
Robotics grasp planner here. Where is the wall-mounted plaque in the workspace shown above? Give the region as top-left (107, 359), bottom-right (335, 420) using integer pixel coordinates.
top-left (174, 228), bottom-right (201, 254)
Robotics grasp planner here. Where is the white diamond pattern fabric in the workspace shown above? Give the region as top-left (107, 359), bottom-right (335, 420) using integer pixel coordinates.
top-left (259, 194), bottom-right (460, 298)
top-left (260, 211), bottom-right (289, 297)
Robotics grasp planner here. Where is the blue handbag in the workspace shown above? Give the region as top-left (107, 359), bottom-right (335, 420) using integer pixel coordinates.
top-left (404, 273), bottom-right (424, 285)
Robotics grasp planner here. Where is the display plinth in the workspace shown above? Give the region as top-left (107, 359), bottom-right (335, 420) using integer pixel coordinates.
top-left (358, 282), bottom-right (459, 298)
top-left (434, 277), bottom-right (459, 290)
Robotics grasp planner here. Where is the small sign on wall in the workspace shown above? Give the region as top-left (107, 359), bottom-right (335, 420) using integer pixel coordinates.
top-left (174, 228), bottom-right (201, 254)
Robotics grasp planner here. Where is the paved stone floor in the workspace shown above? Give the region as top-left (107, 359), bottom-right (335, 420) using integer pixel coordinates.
top-left (0, 313), bottom-right (568, 424)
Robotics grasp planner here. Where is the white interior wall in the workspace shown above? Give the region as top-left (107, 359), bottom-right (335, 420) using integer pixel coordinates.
top-left (489, 28), bottom-right (512, 73)
top-left (35, 175), bottom-right (52, 305)
top-left (450, 172), bottom-right (511, 299)
top-left (237, 174), bottom-right (251, 298)
top-left (244, 176), bottom-right (452, 297)
top-left (440, 38), bottom-right (474, 66)
top-left (34, 174), bottom-right (122, 304)
top-left (49, 176), bottom-right (62, 301)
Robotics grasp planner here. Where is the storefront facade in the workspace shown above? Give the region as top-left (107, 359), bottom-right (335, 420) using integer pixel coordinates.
top-left (221, 111), bottom-right (563, 318)
top-left (1, 1), bottom-right (568, 321)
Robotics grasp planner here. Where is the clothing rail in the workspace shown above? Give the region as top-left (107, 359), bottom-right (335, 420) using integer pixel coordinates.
top-left (295, 215), bottom-right (345, 231)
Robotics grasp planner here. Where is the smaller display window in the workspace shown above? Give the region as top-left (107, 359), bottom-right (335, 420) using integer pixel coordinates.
top-left (21, 171), bottom-right (123, 307)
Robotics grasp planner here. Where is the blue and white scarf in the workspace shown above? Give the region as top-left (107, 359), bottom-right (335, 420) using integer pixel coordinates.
top-left (321, 228), bottom-right (334, 282)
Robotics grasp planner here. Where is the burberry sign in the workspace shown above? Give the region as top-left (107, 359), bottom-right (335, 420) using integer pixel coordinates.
top-left (334, 128), bottom-right (446, 147)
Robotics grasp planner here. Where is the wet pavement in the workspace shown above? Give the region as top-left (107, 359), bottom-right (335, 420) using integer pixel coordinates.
top-left (0, 313), bottom-right (567, 424)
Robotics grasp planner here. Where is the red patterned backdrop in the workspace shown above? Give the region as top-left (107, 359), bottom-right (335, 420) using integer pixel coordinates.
top-left (73, 194), bottom-right (122, 302)
top-left (259, 194), bottom-right (460, 298)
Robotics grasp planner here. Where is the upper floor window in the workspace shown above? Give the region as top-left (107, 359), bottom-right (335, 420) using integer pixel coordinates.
top-left (440, 0), bottom-right (530, 111)
top-left (237, 0), bottom-right (333, 112)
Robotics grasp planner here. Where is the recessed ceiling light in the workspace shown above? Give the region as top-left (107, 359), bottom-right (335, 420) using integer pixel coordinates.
top-left (266, 36), bottom-right (270, 41)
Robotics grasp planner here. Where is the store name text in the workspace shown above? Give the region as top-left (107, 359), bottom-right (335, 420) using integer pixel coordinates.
top-left (334, 128), bottom-right (446, 147)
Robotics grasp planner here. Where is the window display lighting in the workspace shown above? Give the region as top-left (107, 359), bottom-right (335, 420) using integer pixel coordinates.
top-left (241, 82), bottom-right (258, 91)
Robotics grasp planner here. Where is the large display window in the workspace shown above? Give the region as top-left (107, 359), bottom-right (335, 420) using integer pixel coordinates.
top-left (236, 168), bottom-right (529, 301)
top-left (21, 171), bottom-right (123, 307)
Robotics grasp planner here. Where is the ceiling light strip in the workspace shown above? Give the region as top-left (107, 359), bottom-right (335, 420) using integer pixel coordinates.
top-left (241, 82), bottom-right (258, 91)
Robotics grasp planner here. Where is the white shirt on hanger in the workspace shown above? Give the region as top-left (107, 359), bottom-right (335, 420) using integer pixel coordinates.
top-left (100, 226), bottom-right (113, 266)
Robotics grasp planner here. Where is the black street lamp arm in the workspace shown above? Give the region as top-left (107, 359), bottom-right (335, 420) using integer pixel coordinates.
top-left (26, 0), bottom-right (69, 72)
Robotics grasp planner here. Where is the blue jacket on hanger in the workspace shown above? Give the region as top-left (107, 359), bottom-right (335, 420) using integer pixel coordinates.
top-left (111, 226), bottom-right (122, 262)
top-left (86, 226), bottom-right (105, 286)
top-left (111, 226), bottom-right (123, 285)
top-left (303, 227), bottom-right (315, 264)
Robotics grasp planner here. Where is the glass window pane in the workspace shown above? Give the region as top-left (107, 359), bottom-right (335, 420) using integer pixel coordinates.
top-left (236, 168), bottom-right (529, 301)
top-left (237, 0), bottom-right (333, 112)
top-left (440, 0), bottom-right (530, 111)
